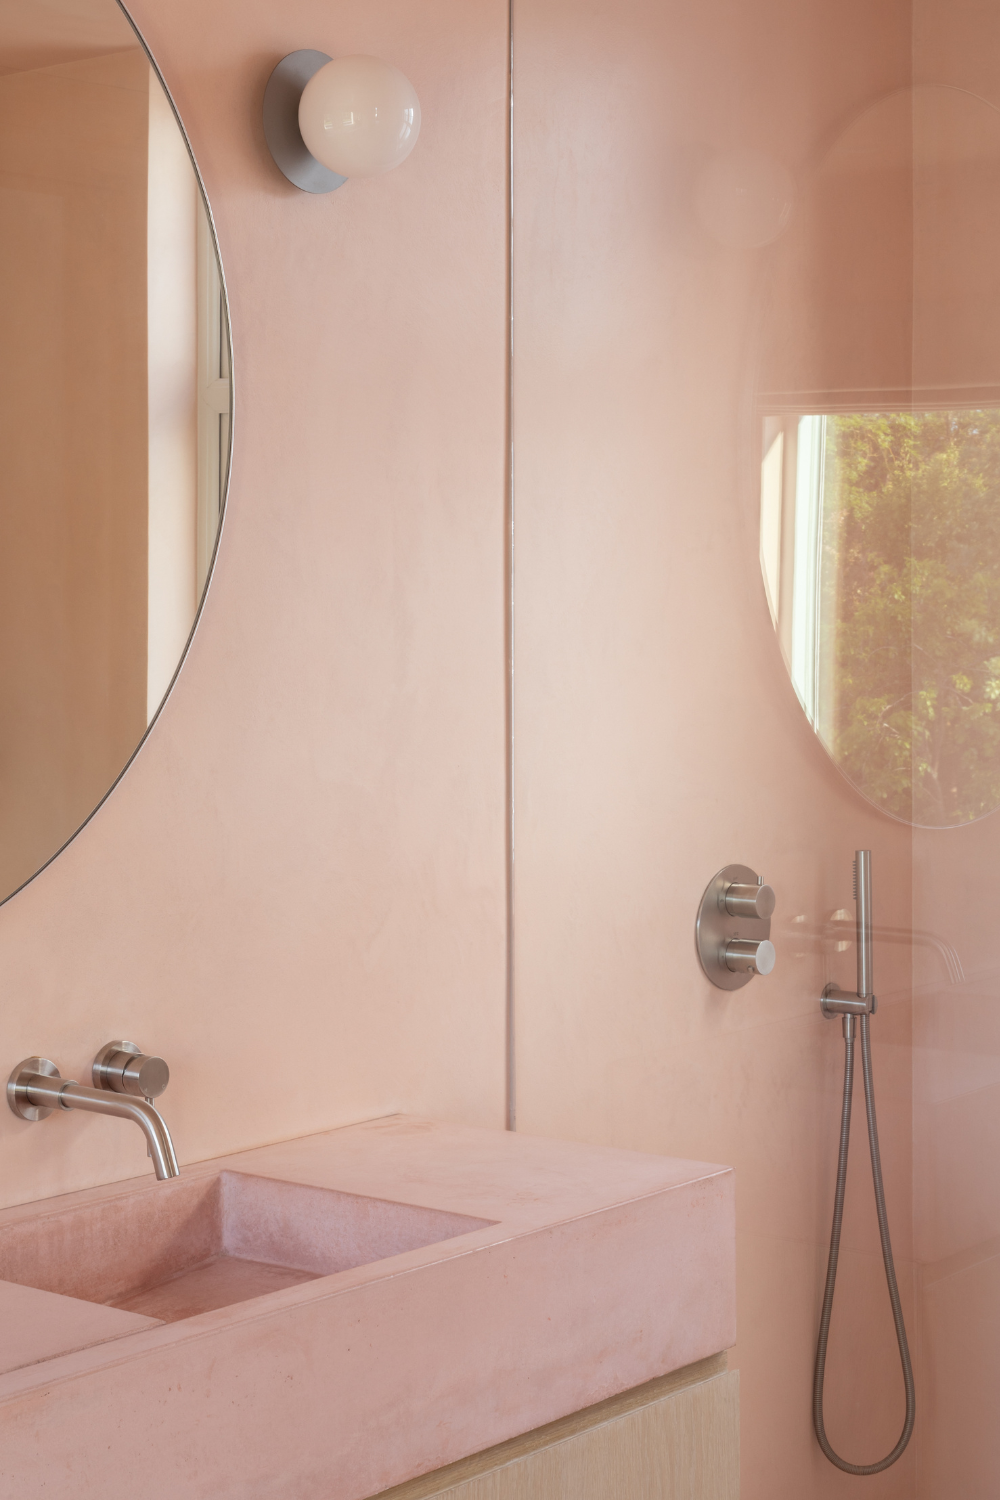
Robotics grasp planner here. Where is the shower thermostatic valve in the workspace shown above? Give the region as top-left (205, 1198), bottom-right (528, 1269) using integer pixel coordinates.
top-left (696, 863), bottom-right (776, 990)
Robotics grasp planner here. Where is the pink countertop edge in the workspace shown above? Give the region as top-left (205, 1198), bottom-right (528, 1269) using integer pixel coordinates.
top-left (0, 1115), bottom-right (736, 1499)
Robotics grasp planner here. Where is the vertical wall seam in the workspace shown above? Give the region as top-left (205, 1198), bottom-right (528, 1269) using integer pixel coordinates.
top-left (505, 0), bottom-right (516, 1131)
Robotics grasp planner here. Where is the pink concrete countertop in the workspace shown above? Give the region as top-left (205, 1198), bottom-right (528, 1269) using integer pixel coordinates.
top-left (0, 1116), bottom-right (735, 1499)
top-left (0, 1281), bottom-right (161, 1375)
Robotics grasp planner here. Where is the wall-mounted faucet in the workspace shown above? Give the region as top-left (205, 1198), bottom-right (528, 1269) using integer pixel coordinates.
top-left (7, 1040), bottom-right (179, 1180)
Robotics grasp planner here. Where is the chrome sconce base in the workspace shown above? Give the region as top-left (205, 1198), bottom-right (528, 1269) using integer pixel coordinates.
top-left (696, 863), bottom-right (776, 990)
top-left (263, 51), bottom-right (347, 195)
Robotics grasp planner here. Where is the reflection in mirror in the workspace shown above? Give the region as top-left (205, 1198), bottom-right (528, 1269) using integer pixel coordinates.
top-left (757, 87), bottom-right (1000, 827)
top-left (0, 0), bottom-right (231, 899)
top-left (759, 409), bottom-right (1000, 827)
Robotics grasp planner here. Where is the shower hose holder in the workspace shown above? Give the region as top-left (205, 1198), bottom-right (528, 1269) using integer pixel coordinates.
top-left (820, 983), bottom-right (876, 1019)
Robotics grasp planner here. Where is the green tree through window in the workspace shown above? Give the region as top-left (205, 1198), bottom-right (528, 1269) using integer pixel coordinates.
top-left (823, 411), bottom-right (1000, 825)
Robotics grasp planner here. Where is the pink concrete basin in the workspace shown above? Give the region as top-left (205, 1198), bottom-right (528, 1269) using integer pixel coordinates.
top-left (0, 1117), bottom-right (735, 1499)
top-left (0, 1169), bottom-right (490, 1323)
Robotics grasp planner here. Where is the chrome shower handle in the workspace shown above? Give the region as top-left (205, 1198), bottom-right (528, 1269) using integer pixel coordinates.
top-left (854, 850), bottom-right (873, 1000)
top-left (821, 849), bottom-right (876, 1018)
top-left (725, 938), bottom-right (776, 975)
top-left (725, 883), bottom-right (776, 920)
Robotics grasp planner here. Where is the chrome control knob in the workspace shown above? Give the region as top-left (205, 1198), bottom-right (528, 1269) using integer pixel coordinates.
top-left (92, 1040), bottom-right (169, 1099)
top-left (725, 883), bottom-right (775, 920)
top-left (725, 938), bottom-right (776, 975)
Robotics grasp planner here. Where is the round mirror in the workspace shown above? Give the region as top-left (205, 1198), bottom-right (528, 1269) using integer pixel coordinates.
top-left (756, 86), bottom-right (1000, 828)
top-left (0, 0), bottom-right (232, 899)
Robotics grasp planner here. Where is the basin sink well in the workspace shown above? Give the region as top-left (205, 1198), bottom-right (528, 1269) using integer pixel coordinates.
top-left (0, 1170), bottom-right (493, 1323)
top-left (0, 1118), bottom-right (736, 1500)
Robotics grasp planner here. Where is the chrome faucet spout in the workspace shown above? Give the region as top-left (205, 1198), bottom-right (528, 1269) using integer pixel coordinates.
top-left (8, 1059), bottom-right (180, 1180)
top-left (56, 1081), bottom-right (179, 1180)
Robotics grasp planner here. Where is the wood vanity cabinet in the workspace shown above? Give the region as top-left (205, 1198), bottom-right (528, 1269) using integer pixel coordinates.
top-left (372, 1353), bottom-right (738, 1500)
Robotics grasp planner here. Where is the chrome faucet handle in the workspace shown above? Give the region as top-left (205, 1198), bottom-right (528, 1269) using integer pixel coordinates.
top-left (724, 883), bottom-right (776, 920)
top-left (725, 937), bottom-right (776, 975)
top-left (92, 1040), bottom-right (169, 1100)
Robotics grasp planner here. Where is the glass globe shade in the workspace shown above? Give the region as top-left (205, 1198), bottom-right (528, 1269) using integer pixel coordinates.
top-left (298, 56), bottom-right (421, 179)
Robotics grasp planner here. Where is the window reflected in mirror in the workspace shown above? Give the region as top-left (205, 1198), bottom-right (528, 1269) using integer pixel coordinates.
top-left (760, 409), bottom-right (1000, 826)
top-left (0, 0), bottom-right (231, 901)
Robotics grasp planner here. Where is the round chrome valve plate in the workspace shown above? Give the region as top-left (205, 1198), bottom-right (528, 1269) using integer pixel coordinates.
top-left (696, 863), bottom-right (775, 991)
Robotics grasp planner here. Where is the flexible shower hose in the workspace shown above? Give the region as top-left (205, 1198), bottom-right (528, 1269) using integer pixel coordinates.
top-left (813, 1010), bottom-right (916, 1474)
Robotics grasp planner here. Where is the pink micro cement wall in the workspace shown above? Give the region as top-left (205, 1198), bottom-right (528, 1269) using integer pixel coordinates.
top-left (0, 0), bottom-right (511, 1202)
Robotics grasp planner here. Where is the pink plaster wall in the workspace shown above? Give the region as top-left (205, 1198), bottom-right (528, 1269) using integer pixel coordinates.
top-left (510, 2), bottom-right (916, 1497)
top-left (0, 0), bottom-right (510, 1207)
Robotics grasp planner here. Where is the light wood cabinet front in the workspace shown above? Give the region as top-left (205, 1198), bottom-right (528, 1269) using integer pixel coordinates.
top-left (374, 1354), bottom-right (739, 1500)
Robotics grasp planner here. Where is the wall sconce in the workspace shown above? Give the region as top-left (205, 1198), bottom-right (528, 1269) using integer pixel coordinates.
top-left (263, 50), bottom-right (421, 195)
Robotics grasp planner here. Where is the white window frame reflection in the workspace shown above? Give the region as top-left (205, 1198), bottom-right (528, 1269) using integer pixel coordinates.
top-left (758, 412), bottom-right (835, 748)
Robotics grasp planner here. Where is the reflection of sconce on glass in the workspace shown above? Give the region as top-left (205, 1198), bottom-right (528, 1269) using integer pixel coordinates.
top-left (263, 51), bottom-right (421, 195)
